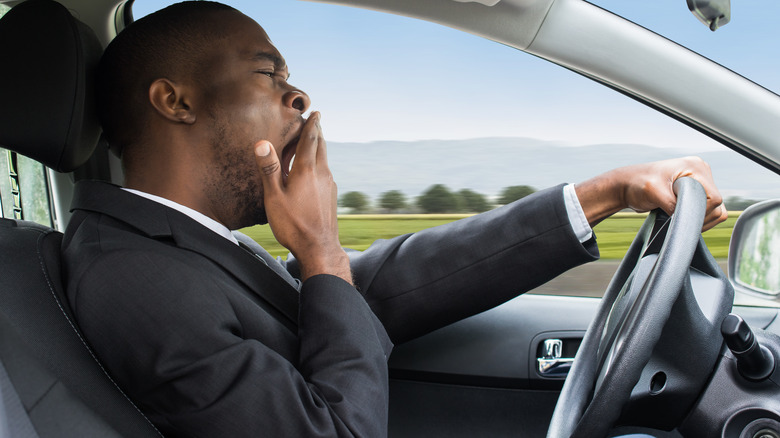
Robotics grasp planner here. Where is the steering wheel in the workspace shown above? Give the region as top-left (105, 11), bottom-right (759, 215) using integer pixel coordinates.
top-left (546, 177), bottom-right (710, 438)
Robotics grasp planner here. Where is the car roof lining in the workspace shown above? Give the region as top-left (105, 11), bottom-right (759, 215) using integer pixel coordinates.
top-left (304, 0), bottom-right (556, 50)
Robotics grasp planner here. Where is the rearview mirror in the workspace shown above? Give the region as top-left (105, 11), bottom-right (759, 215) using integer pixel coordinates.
top-left (687, 0), bottom-right (730, 31)
top-left (728, 200), bottom-right (780, 298)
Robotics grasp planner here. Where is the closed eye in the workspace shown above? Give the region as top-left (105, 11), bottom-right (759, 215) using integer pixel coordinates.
top-left (251, 52), bottom-right (290, 80)
top-left (256, 70), bottom-right (290, 81)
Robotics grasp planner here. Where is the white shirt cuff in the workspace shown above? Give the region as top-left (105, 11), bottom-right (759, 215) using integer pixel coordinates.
top-left (563, 184), bottom-right (593, 243)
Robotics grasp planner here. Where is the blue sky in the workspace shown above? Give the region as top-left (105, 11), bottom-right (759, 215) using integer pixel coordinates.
top-left (134, 0), bottom-right (780, 151)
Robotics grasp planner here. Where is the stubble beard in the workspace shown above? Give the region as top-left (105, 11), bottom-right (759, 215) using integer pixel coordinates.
top-left (206, 118), bottom-right (269, 230)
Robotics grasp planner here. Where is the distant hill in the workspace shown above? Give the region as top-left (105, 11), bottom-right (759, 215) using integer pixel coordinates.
top-left (327, 137), bottom-right (780, 203)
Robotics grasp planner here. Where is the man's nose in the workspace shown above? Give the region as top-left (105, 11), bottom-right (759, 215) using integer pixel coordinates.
top-left (283, 89), bottom-right (310, 114)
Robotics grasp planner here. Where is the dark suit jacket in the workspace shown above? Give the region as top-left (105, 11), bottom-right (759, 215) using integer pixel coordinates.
top-left (62, 181), bottom-right (598, 437)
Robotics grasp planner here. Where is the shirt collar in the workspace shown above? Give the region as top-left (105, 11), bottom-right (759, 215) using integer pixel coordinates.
top-left (121, 188), bottom-right (239, 245)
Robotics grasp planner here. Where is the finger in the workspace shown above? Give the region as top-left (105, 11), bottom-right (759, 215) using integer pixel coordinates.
top-left (254, 141), bottom-right (282, 193)
top-left (676, 157), bottom-right (722, 207)
top-left (703, 181), bottom-right (724, 213)
top-left (653, 181), bottom-right (677, 217)
top-left (292, 111), bottom-right (321, 169)
top-left (314, 114), bottom-right (328, 165)
top-left (702, 203), bottom-right (728, 232)
top-left (689, 173), bottom-right (723, 213)
top-left (674, 158), bottom-right (725, 231)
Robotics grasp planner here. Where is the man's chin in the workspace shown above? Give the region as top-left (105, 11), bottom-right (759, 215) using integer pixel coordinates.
top-left (229, 205), bottom-right (267, 230)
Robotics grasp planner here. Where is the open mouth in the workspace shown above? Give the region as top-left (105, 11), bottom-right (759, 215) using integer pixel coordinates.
top-left (281, 136), bottom-right (298, 183)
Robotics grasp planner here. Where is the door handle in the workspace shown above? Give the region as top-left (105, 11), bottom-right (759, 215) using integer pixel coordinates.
top-left (537, 339), bottom-right (574, 377)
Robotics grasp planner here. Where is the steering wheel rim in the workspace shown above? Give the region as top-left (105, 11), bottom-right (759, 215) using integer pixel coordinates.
top-left (546, 177), bottom-right (708, 438)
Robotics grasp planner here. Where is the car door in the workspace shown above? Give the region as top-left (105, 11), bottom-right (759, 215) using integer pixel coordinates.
top-left (388, 292), bottom-right (598, 437)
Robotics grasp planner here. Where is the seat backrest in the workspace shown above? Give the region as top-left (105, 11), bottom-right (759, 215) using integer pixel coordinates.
top-left (0, 219), bottom-right (162, 437)
top-left (0, 1), bottom-right (161, 436)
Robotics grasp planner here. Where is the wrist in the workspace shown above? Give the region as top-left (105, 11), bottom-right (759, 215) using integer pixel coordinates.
top-left (575, 167), bottom-right (628, 227)
top-left (298, 247), bottom-right (353, 285)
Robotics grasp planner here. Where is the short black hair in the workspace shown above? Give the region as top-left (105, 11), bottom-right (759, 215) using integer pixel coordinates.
top-left (96, 1), bottom-right (237, 155)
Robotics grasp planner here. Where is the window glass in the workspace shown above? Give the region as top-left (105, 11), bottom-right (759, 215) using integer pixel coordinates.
top-left (0, 149), bottom-right (12, 218)
top-left (17, 154), bottom-right (53, 226)
top-left (0, 148), bottom-right (54, 227)
top-left (133, 1), bottom-right (780, 305)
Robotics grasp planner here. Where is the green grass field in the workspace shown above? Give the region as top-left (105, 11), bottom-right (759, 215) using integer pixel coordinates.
top-left (241, 212), bottom-right (739, 260)
top-left (592, 212), bottom-right (737, 259)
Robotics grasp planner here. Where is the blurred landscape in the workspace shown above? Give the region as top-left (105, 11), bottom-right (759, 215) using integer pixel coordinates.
top-left (242, 212), bottom-right (736, 298)
top-left (244, 137), bottom-right (765, 298)
top-left (243, 212), bottom-right (736, 259)
top-left (327, 138), bottom-right (780, 205)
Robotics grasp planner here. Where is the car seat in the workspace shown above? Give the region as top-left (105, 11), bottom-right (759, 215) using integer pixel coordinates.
top-left (0, 0), bottom-right (161, 436)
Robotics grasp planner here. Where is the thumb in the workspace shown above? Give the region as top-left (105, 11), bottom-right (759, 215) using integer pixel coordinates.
top-left (254, 141), bottom-right (282, 193)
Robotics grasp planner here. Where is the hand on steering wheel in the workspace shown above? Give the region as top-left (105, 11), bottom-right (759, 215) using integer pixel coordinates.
top-left (547, 177), bottom-right (733, 438)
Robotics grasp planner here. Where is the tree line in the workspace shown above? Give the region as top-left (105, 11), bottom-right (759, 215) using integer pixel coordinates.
top-left (340, 188), bottom-right (764, 215)
top-left (338, 185), bottom-right (537, 214)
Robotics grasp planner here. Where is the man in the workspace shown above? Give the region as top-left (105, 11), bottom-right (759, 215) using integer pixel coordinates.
top-left (61, 2), bottom-right (727, 437)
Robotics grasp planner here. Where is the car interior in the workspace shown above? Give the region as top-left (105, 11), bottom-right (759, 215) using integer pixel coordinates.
top-left (0, 0), bottom-right (162, 436)
top-left (1, 0), bottom-right (780, 437)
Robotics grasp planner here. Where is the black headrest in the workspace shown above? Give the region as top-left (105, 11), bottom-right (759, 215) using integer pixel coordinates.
top-left (0, 0), bottom-right (103, 172)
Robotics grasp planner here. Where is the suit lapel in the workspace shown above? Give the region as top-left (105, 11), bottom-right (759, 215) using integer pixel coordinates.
top-left (170, 215), bottom-right (299, 330)
top-left (233, 232), bottom-right (301, 291)
top-left (71, 181), bottom-right (300, 331)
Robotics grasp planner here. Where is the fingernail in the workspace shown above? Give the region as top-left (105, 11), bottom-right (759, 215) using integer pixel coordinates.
top-left (255, 141), bottom-right (271, 157)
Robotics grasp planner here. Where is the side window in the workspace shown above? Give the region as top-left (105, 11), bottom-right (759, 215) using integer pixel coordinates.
top-left (133, 1), bottom-right (778, 305)
top-left (0, 149), bottom-right (12, 218)
top-left (0, 148), bottom-right (54, 227)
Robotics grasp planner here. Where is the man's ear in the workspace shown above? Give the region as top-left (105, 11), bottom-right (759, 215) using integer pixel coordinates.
top-left (148, 78), bottom-right (197, 125)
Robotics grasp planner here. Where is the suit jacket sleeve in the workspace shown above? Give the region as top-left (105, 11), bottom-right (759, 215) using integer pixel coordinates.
top-left (286, 184), bottom-right (599, 343)
top-left (69, 249), bottom-right (392, 438)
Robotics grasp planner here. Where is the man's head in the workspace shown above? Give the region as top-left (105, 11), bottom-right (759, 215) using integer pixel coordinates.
top-left (98, 1), bottom-right (235, 154)
top-left (97, 1), bottom-right (310, 228)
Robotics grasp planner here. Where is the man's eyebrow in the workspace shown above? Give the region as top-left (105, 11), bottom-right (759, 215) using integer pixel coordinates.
top-left (251, 52), bottom-right (290, 79)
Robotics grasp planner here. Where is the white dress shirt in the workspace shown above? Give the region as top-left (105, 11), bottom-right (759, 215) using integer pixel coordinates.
top-left (563, 184), bottom-right (593, 242)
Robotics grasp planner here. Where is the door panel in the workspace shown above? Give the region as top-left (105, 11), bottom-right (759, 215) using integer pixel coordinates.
top-left (388, 293), bottom-right (779, 437)
top-left (388, 294), bottom-right (598, 437)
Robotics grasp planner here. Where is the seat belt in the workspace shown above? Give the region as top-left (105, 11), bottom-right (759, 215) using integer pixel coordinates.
top-left (0, 359), bottom-right (39, 438)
